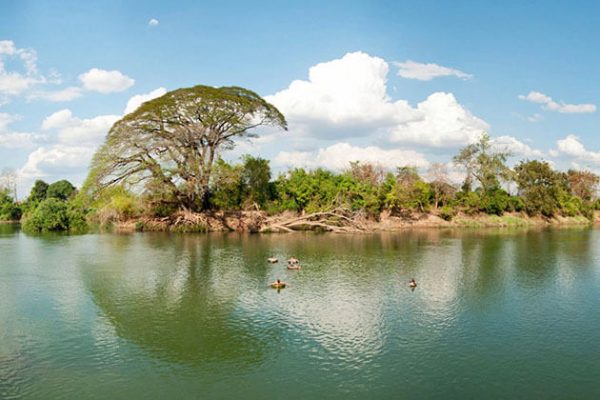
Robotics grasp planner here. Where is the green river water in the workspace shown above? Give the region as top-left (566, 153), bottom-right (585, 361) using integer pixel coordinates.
top-left (1, 224), bottom-right (599, 399)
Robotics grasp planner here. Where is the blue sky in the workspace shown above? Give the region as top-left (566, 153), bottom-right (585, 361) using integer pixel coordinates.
top-left (1, 0), bottom-right (600, 195)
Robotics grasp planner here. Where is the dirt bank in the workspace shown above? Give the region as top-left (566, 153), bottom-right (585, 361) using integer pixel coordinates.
top-left (113, 210), bottom-right (598, 233)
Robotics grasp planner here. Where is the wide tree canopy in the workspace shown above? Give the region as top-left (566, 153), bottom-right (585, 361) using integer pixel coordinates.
top-left (85, 85), bottom-right (287, 211)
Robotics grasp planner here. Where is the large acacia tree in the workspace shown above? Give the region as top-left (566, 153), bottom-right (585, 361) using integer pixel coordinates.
top-left (86, 85), bottom-right (287, 210)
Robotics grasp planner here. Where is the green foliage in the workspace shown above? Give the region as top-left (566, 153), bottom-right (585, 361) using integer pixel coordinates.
top-left (515, 160), bottom-right (562, 217)
top-left (561, 196), bottom-right (581, 217)
top-left (23, 129), bottom-right (600, 226)
top-left (87, 84), bottom-right (287, 211)
top-left (0, 189), bottom-right (21, 221)
top-left (28, 180), bottom-right (49, 203)
top-left (47, 180), bottom-right (76, 200)
top-left (241, 155), bottom-right (272, 208)
top-left (580, 201), bottom-right (595, 220)
top-left (66, 204), bottom-right (89, 233)
top-left (86, 185), bottom-right (141, 225)
top-left (454, 133), bottom-right (512, 192)
top-left (439, 205), bottom-right (457, 221)
top-left (455, 191), bottom-right (481, 215)
top-left (210, 159), bottom-right (244, 210)
top-left (480, 187), bottom-right (510, 215)
top-left (385, 167), bottom-right (431, 214)
top-left (23, 198), bottom-right (70, 232)
top-left (508, 196), bottom-right (525, 212)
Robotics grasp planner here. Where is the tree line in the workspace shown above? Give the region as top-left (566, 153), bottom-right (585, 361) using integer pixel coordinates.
top-left (1, 84), bottom-right (598, 231)
top-left (3, 137), bottom-right (599, 232)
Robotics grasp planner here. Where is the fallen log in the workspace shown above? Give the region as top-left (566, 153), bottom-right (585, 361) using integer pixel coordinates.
top-left (261, 208), bottom-right (366, 233)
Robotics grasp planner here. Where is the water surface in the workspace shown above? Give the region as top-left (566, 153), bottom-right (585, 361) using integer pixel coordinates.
top-left (1, 225), bottom-right (600, 399)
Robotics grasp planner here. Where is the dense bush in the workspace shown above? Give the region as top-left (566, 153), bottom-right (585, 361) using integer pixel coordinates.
top-left (28, 180), bottom-right (49, 203)
top-left (508, 196), bottom-right (525, 212)
top-left (47, 180), bottom-right (76, 200)
top-left (23, 198), bottom-right (70, 232)
top-left (480, 188), bottom-right (510, 216)
top-left (0, 189), bottom-right (21, 221)
top-left (439, 205), bottom-right (457, 221)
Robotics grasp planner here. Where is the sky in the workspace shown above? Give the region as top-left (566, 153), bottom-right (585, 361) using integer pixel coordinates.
top-left (2, 0), bottom-right (600, 197)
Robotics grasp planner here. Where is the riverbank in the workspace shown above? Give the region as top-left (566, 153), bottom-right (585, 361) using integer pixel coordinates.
top-left (113, 210), bottom-right (598, 233)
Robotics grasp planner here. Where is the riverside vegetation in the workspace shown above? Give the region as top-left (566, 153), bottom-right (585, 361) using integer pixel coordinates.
top-left (1, 84), bottom-right (599, 233)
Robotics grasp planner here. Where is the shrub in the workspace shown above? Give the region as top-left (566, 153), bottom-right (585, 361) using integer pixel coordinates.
top-left (23, 198), bottom-right (70, 232)
top-left (480, 188), bottom-right (509, 216)
top-left (580, 202), bottom-right (595, 220)
top-left (456, 191), bottom-right (480, 215)
top-left (508, 196), bottom-right (525, 212)
top-left (0, 189), bottom-right (21, 221)
top-left (561, 196), bottom-right (583, 217)
top-left (439, 205), bottom-right (457, 221)
top-left (67, 204), bottom-right (89, 233)
top-left (47, 180), bottom-right (76, 200)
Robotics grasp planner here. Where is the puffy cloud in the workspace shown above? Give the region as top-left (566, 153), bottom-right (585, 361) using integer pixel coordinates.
top-left (78, 68), bottom-right (135, 93)
top-left (36, 87), bottom-right (169, 160)
top-left (28, 86), bottom-right (83, 102)
top-left (266, 51), bottom-right (488, 148)
top-left (0, 40), bottom-right (46, 100)
top-left (24, 87), bottom-right (171, 179)
top-left (42, 109), bottom-right (119, 145)
top-left (389, 92), bottom-right (489, 147)
top-left (273, 142), bottom-right (429, 171)
top-left (124, 87), bottom-right (167, 114)
top-left (266, 51), bottom-right (420, 138)
top-left (555, 135), bottom-right (600, 164)
top-left (0, 132), bottom-right (40, 149)
top-left (491, 135), bottom-right (544, 158)
top-left (394, 60), bottom-right (472, 81)
top-left (148, 18), bottom-right (159, 26)
top-left (0, 112), bottom-right (42, 148)
top-left (519, 91), bottom-right (596, 114)
top-left (20, 145), bottom-right (95, 178)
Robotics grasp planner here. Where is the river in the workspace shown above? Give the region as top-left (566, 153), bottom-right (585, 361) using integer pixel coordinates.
top-left (1, 224), bottom-right (600, 399)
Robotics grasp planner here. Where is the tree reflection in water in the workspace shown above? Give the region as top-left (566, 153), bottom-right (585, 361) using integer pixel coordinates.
top-left (83, 234), bottom-right (276, 368)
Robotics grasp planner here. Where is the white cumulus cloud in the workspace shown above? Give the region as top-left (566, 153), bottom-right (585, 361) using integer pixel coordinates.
top-left (519, 91), bottom-right (596, 114)
top-left (389, 92), bottom-right (489, 147)
top-left (79, 68), bottom-right (135, 93)
top-left (0, 112), bottom-right (43, 149)
top-left (555, 135), bottom-right (600, 164)
top-left (0, 132), bottom-right (41, 149)
top-left (273, 142), bottom-right (429, 171)
top-left (0, 40), bottom-right (47, 101)
top-left (266, 51), bottom-right (488, 148)
top-left (42, 109), bottom-right (120, 145)
top-left (23, 87), bottom-right (171, 180)
top-left (124, 87), bottom-right (167, 114)
top-left (395, 60), bottom-right (472, 81)
top-left (148, 18), bottom-right (159, 26)
top-left (491, 135), bottom-right (544, 158)
top-left (20, 145), bottom-right (96, 178)
top-left (266, 51), bottom-right (421, 139)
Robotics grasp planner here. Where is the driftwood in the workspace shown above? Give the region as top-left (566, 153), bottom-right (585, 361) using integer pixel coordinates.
top-left (132, 208), bottom-right (366, 233)
top-left (261, 208), bottom-right (366, 233)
